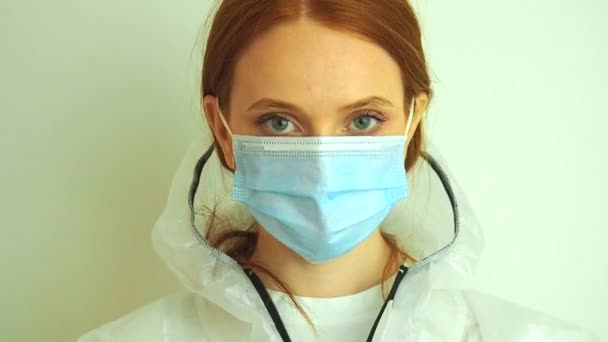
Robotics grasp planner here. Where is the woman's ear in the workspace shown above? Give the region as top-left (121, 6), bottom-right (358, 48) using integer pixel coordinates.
top-left (202, 95), bottom-right (235, 170)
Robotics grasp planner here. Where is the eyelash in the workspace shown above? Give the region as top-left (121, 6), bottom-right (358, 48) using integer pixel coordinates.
top-left (255, 112), bottom-right (291, 125)
top-left (255, 110), bottom-right (389, 129)
top-left (356, 110), bottom-right (389, 123)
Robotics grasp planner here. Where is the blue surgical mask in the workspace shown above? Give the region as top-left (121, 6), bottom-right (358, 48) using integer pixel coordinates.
top-left (216, 97), bottom-right (416, 263)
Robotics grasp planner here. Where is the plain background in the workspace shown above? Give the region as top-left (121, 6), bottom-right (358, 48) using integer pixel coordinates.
top-left (1, 0), bottom-right (606, 341)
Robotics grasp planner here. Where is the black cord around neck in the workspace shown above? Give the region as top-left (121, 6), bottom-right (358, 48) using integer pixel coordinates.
top-left (243, 264), bottom-right (409, 342)
top-left (243, 268), bottom-right (292, 342)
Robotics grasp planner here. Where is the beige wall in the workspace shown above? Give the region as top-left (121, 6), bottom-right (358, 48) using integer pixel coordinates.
top-left (1, 0), bottom-right (606, 341)
top-left (0, 0), bottom-right (214, 340)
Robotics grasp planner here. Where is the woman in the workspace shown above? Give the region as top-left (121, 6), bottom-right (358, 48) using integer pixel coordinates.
top-left (79, 0), bottom-right (599, 341)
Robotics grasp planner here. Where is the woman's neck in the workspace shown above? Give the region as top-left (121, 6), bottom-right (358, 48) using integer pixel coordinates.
top-left (250, 225), bottom-right (403, 297)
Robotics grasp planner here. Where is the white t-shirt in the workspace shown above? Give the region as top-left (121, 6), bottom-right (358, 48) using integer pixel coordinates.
top-left (267, 273), bottom-right (398, 341)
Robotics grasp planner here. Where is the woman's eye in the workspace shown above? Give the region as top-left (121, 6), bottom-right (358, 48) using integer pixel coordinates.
top-left (350, 114), bottom-right (380, 131)
top-left (262, 116), bottom-right (295, 133)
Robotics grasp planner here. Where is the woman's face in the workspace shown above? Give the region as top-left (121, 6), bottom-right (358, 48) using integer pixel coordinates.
top-left (204, 20), bottom-right (423, 168)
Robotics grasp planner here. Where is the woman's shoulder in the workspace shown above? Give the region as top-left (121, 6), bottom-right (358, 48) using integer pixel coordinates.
top-left (77, 291), bottom-right (199, 342)
top-left (459, 289), bottom-right (600, 341)
top-left (405, 289), bottom-right (597, 341)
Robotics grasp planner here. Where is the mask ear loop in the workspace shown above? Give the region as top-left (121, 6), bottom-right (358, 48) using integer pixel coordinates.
top-left (404, 95), bottom-right (416, 140)
top-left (403, 96), bottom-right (416, 161)
top-left (214, 98), bottom-right (236, 169)
top-left (215, 98), bottom-right (234, 137)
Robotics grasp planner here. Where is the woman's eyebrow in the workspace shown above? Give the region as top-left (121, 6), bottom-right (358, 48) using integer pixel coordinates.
top-left (340, 96), bottom-right (394, 111)
top-left (245, 96), bottom-right (394, 113)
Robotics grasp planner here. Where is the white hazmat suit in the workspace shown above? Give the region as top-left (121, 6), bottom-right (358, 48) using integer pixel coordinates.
top-left (78, 135), bottom-right (600, 341)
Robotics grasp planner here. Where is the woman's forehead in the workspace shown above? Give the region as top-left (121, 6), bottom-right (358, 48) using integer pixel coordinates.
top-left (230, 20), bottom-right (404, 114)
